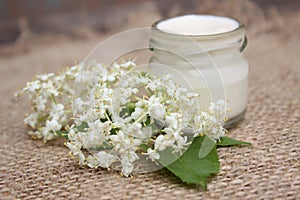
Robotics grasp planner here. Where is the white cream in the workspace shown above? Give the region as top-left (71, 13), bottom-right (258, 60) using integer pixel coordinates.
top-left (157, 15), bottom-right (239, 35)
top-left (150, 15), bottom-right (248, 126)
top-left (149, 57), bottom-right (248, 119)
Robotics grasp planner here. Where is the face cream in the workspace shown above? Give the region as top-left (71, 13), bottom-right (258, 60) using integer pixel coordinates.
top-left (149, 15), bottom-right (249, 127)
top-left (156, 15), bottom-right (239, 35)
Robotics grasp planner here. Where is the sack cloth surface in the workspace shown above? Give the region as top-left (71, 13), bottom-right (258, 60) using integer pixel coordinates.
top-left (0, 32), bottom-right (299, 199)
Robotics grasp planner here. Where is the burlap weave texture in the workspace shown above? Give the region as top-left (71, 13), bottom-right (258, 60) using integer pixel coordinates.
top-left (0, 32), bottom-right (299, 199)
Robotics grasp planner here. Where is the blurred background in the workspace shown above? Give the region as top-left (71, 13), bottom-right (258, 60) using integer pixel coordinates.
top-left (1, 2), bottom-right (300, 199)
top-left (0, 0), bottom-right (299, 63)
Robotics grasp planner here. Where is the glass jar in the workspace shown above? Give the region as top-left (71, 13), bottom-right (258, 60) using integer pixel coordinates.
top-left (149, 15), bottom-right (249, 127)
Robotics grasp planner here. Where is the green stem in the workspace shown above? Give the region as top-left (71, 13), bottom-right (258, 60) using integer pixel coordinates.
top-left (144, 87), bottom-right (152, 97)
top-left (134, 112), bottom-right (148, 124)
top-left (50, 94), bottom-right (57, 104)
top-left (105, 112), bottom-right (112, 122)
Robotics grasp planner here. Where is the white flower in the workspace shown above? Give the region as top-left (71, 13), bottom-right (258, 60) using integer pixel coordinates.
top-left (193, 107), bottom-right (226, 140)
top-left (41, 81), bottom-right (59, 97)
top-left (34, 96), bottom-right (47, 112)
top-left (77, 152), bottom-right (86, 165)
top-left (74, 108), bottom-right (98, 126)
top-left (154, 134), bottom-right (175, 151)
top-left (165, 113), bottom-right (181, 130)
top-left (141, 127), bottom-right (153, 142)
top-left (18, 60), bottom-right (228, 177)
top-left (101, 74), bottom-right (115, 82)
top-left (67, 126), bottom-right (78, 140)
top-left (37, 73), bottom-right (54, 81)
top-left (88, 119), bottom-right (108, 134)
top-left (209, 99), bottom-right (227, 120)
top-left (66, 141), bottom-right (85, 165)
top-left (122, 151), bottom-right (139, 163)
top-left (149, 103), bottom-right (165, 120)
top-left (73, 98), bottom-right (86, 115)
top-left (26, 80), bottom-right (41, 93)
top-left (50, 103), bottom-right (65, 121)
top-left (124, 123), bottom-right (143, 138)
top-left (173, 131), bottom-right (188, 152)
top-left (28, 130), bottom-right (43, 139)
top-left (120, 151), bottom-right (138, 177)
top-left (78, 120), bottom-right (110, 148)
top-left (40, 119), bottom-right (62, 141)
top-left (46, 119), bottom-right (62, 131)
top-left (119, 61), bottom-right (136, 69)
top-left (95, 151), bottom-right (116, 168)
top-left (41, 129), bottom-right (54, 141)
top-left (131, 107), bottom-right (144, 120)
top-left (146, 148), bottom-right (160, 161)
top-left (147, 79), bottom-right (161, 91)
top-left (66, 141), bottom-right (82, 155)
top-left (109, 130), bottom-right (141, 153)
top-left (24, 113), bottom-right (39, 128)
top-left (121, 160), bottom-right (134, 177)
top-left (86, 155), bottom-right (99, 168)
top-left (18, 64), bottom-right (80, 142)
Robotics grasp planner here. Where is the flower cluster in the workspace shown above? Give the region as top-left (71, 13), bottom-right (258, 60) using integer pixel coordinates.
top-left (16, 66), bottom-right (79, 141)
top-left (17, 60), bottom-right (227, 177)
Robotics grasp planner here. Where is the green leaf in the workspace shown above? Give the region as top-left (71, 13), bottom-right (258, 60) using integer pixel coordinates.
top-left (37, 115), bottom-right (49, 123)
top-left (217, 136), bottom-right (251, 147)
top-left (75, 122), bottom-right (89, 132)
top-left (52, 122), bottom-right (89, 140)
top-left (54, 130), bottom-right (68, 139)
top-left (198, 136), bottom-right (216, 159)
top-left (159, 136), bottom-right (219, 189)
top-left (126, 102), bottom-right (136, 115)
top-left (139, 143), bottom-right (149, 152)
top-left (119, 102), bottom-right (136, 118)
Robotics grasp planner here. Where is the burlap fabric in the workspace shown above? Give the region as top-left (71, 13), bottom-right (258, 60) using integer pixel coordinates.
top-left (0, 31), bottom-right (299, 199)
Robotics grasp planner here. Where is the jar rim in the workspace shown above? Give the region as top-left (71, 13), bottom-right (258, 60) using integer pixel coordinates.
top-left (152, 14), bottom-right (244, 38)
